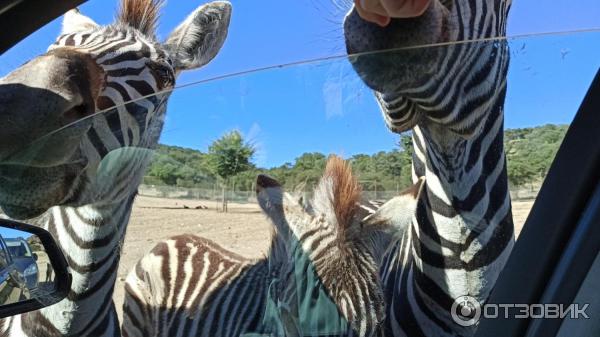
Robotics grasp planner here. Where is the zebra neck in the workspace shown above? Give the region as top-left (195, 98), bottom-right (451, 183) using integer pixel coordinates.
top-left (399, 104), bottom-right (514, 329)
top-left (29, 194), bottom-right (136, 336)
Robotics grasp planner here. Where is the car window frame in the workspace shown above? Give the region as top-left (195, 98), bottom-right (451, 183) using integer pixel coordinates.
top-left (476, 68), bottom-right (600, 337)
top-left (0, 0), bottom-right (87, 55)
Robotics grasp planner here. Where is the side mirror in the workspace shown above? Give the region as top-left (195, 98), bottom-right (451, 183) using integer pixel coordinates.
top-left (0, 219), bottom-right (71, 318)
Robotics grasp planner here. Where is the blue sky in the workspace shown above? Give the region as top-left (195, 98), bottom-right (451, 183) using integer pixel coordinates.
top-left (0, 227), bottom-right (32, 241)
top-left (1, 0), bottom-right (599, 167)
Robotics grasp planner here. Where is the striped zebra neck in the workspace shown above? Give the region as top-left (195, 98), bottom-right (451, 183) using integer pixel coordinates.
top-left (405, 98), bottom-right (514, 333)
top-left (3, 195), bottom-right (136, 337)
top-left (380, 100), bottom-right (515, 337)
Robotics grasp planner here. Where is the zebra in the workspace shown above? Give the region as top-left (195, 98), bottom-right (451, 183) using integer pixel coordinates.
top-left (0, 0), bottom-right (231, 336)
top-left (122, 156), bottom-right (424, 337)
top-left (343, 0), bottom-right (514, 335)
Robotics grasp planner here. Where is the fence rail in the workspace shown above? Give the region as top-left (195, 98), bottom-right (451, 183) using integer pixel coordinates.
top-left (138, 184), bottom-right (256, 203)
top-left (138, 183), bottom-right (540, 205)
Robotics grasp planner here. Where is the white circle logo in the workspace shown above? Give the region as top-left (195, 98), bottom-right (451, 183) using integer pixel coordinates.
top-left (451, 295), bottom-right (481, 327)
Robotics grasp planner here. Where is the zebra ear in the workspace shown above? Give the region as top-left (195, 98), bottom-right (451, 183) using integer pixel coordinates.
top-left (164, 1), bottom-right (232, 71)
top-left (62, 9), bottom-right (99, 35)
top-left (363, 177), bottom-right (425, 233)
top-left (256, 174), bottom-right (295, 240)
top-left (256, 174), bottom-right (284, 216)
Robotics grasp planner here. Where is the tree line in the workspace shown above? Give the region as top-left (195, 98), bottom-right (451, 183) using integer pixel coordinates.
top-left (143, 124), bottom-right (568, 196)
top-left (504, 124), bottom-right (568, 189)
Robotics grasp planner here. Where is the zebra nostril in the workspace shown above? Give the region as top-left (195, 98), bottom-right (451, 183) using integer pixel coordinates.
top-left (62, 103), bottom-right (92, 125)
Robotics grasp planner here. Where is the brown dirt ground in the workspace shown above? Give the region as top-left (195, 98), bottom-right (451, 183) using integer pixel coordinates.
top-left (113, 196), bottom-right (533, 321)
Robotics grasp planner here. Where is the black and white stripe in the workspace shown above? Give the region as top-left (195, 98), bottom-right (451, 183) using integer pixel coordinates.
top-left (344, 0), bottom-right (515, 336)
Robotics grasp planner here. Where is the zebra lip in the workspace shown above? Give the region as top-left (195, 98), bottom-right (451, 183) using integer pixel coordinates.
top-left (0, 160), bottom-right (87, 174)
top-left (0, 163), bottom-right (86, 219)
top-left (0, 202), bottom-right (46, 220)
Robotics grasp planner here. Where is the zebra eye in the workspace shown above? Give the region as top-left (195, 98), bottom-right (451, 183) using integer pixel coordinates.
top-left (147, 61), bottom-right (175, 89)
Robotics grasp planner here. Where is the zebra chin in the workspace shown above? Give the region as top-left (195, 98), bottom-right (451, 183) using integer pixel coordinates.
top-left (347, 46), bottom-right (441, 96)
top-left (0, 203), bottom-right (47, 220)
top-left (343, 0), bottom-right (448, 103)
top-left (0, 162), bottom-right (87, 219)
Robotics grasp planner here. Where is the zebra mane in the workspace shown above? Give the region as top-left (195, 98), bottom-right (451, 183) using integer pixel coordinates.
top-left (314, 155), bottom-right (361, 238)
top-left (117, 0), bottom-right (164, 35)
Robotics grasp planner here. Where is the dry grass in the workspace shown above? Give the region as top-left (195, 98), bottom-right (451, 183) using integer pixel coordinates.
top-left (113, 196), bottom-right (534, 320)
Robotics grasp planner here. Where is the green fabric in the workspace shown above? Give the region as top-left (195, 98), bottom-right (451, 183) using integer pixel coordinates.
top-left (243, 240), bottom-right (349, 336)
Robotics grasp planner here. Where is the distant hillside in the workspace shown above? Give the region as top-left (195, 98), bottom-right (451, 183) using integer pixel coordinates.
top-left (143, 144), bottom-right (215, 188)
top-left (505, 124), bottom-right (569, 188)
top-left (143, 124), bottom-right (569, 192)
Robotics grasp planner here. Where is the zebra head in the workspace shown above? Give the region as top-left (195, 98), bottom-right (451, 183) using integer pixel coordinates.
top-left (255, 156), bottom-right (422, 337)
top-left (342, 0), bottom-right (452, 132)
top-left (343, 0), bottom-right (511, 134)
top-left (0, 0), bottom-right (231, 219)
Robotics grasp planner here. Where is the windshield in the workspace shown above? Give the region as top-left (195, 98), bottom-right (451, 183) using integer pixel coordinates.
top-left (0, 28), bottom-right (599, 335)
top-left (4, 240), bottom-right (31, 258)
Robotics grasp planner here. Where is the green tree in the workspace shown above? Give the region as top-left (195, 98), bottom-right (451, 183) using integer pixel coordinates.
top-left (206, 130), bottom-right (255, 211)
top-left (146, 159), bottom-right (179, 185)
top-left (398, 133), bottom-right (413, 159)
top-left (505, 124), bottom-right (568, 188)
top-left (507, 158), bottom-right (537, 197)
top-left (290, 153), bottom-right (326, 187)
top-left (396, 134), bottom-right (414, 187)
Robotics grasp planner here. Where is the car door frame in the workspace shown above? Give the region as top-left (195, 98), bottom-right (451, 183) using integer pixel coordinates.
top-left (0, 0), bottom-right (87, 55)
top-left (476, 68), bottom-right (600, 336)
